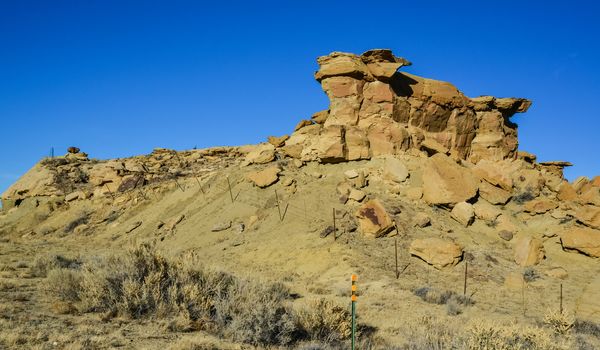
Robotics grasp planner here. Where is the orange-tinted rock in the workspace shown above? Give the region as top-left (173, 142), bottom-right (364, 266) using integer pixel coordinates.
top-left (354, 199), bottom-right (395, 238)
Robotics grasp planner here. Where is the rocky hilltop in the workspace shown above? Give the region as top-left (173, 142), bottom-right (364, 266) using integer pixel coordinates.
top-left (1, 49), bottom-right (600, 349)
top-left (283, 49), bottom-right (530, 163)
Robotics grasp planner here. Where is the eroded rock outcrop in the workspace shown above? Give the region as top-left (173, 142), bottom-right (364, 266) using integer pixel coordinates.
top-left (281, 49), bottom-right (531, 164)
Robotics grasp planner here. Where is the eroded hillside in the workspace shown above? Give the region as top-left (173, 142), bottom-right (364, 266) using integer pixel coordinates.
top-left (1, 49), bottom-right (600, 349)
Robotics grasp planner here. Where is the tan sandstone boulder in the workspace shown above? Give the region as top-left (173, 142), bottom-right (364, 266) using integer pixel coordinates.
top-left (561, 227), bottom-right (600, 257)
top-left (354, 199), bottom-right (394, 238)
top-left (523, 199), bottom-right (559, 214)
top-left (383, 157), bottom-right (409, 183)
top-left (244, 143), bottom-right (275, 165)
top-left (409, 238), bottom-right (463, 269)
top-left (473, 159), bottom-right (513, 190)
top-left (267, 135), bottom-right (289, 148)
top-left (514, 236), bottom-right (545, 266)
top-left (575, 206), bottom-right (600, 229)
top-left (247, 167), bottom-right (281, 188)
top-left (422, 154), bottom-right (479, 206)
top-left (479, 181), bottom-right (512, 205)
top-left (451, 202), bottom-right (475, 226)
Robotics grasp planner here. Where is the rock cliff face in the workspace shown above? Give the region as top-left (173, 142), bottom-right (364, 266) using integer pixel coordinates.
top-left (282, 49), bottom-right (531, 163)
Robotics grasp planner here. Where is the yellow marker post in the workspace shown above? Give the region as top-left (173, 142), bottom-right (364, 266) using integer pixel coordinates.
top-left (351, 274), bottom-right (357, 350)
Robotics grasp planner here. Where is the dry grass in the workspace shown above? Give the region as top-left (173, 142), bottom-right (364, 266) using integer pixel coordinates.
top-left (402, 316), bottom-right (576, 350)
top-left (31, 253), bottom-right (82, 277)
top-left (296, 299), bottom-right (351, 343)
top-left (42, 244), bottom-right (360, 348)
top-left (413, 286), bottom-right (474, 316)
top-left (543, 309), bottom-right (574, 335)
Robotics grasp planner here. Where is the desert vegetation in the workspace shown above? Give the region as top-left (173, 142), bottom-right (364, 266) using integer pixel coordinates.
top-left (40, 244), bottom-right (371, 348)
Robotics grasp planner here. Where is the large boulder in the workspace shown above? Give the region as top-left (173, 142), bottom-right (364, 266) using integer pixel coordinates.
top-left (422, 154), bottom-right (479, 206)
top-left (354, 199), bottom-right (394, 238)
top-left (409, 238), bottom-right (463, 269)
top-left (513, 236), bottom-right (545, 266)
top-left (561, 227), bottom-right (600, 257)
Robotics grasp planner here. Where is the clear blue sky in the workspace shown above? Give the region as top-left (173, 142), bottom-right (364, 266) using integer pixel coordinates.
top-left (1, 1), bottom-right (599, 194)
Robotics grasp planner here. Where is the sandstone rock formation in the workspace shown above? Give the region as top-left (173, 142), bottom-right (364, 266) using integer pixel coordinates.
top-left (280, 49), bottom-right (531, 164)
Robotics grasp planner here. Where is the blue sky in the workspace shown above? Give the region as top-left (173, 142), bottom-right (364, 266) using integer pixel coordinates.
top-left (1, 1), bottom-right (599, 194)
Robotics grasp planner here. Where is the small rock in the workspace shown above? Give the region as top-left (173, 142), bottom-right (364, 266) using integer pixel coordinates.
top-left (498, 230), bottom-right (514, 241)
top-left (320, 225), bottom-right (335, 238)
top-left (267, 135), bottom-right (289, 148)
top-left (545, 267), bottom-right (568, 279)
top-left (244, 143), bottom-right (275, 165)
top-left (473, 200), bottom-right (502, 222)
top-left (165, 214), bottom-right (185, 232)
top-left (212, 221), bottom-right (232, 232)
top-left (281, 178), bottom-right (295, 187)
top-left (293, 159), bottom-right (304, 168)
top-left (496, 214), bottom-right (519, 233)
top-left (74, 224), bottom-right (88, 235)
top-left (351, 171), bottom-right (367, 188)
top-left (235, 223), bottom-right (245, 233)
top-left (383, 157), bottom-right (409, 183)
top-left (339, 195), bottom-right (349, 204)
top-left (126, 221), bottom-right (142, 233)
top-left (413, 212), bottom-right (431, 228)
top-left (247, 166), bottom-right (281, 188)
top-left (65, 192), bottom-right (80, 202)
top-left (294, 119), bottom-right (313, 131)
top-left (451, 202), bottom-right (475, 227)
top-left (348, 189), bottom-right (366, 202)
top-left (406, 187), bottom-right (423, 201)
top-left (344, 169), bottom-right (359, 179)
top-left (247, 215), bottom-right (259, 228)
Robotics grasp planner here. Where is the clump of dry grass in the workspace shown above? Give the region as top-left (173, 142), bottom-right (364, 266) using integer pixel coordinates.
top-left (465, 321), bottom-right (569, 350)
top-left (296, 299), bottom-right (351, 343)
top-left (413, 286), bottom-right (474, 316)
top-left (44, 244), bottom-right (359, 347)
top-left (543, 309), bottom-right (574, 335)
top-left (31, 253), bottom-right (81, 277)
top-left (402, 316), bottom-right (575, 350)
